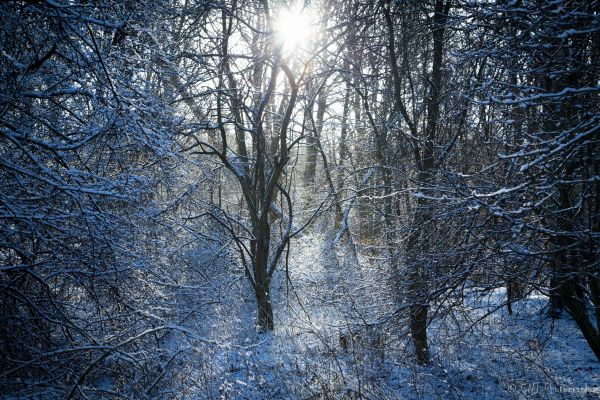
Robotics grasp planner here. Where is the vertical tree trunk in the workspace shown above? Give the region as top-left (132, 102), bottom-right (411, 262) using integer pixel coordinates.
top-left (383, 0), bottom-right (450, 364)
top-left (255, 283), bottom-right (274, 331)
top-left (405, 200), bottom-right (431, 365)
top-left (252, 221), bottom-right (274, 331)
top-left (410, 293), bottom-right (429, 365)
top-left (303, 126), bottom-right (318, 186)
top-left (353, 91), bottom-right (372, 240)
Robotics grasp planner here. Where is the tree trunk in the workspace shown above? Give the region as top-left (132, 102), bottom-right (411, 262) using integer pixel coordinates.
top-left (403, 0), bottom-right (450, 365)
top-left (406, 202), bottom-right (431, 365)
top-left (303, 129), bottom-right (318, 187)
top-left (411, 301), bottom-right (429, 364)
top-left (252, 221), bottom-right (274, 331)
top-left (255, 283), bottom-right (274, 331)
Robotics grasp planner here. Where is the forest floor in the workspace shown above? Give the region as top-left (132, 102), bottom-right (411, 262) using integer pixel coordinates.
top-left (175, 232), bottom-right (599, 399)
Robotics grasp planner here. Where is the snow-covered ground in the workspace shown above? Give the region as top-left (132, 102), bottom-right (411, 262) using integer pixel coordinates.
top-left (168, 232), bottom-right (599, 399)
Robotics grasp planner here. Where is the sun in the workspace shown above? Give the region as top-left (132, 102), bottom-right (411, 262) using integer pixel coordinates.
top-left (275, 3), bottom-right (314, 51)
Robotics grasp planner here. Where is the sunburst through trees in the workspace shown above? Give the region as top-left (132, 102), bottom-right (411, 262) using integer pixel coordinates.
top-left (1, 0), bottom-right (598, 398)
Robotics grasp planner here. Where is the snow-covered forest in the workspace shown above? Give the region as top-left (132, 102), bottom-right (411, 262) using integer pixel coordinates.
top-left (1, 0), bottom-right (599, 398)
